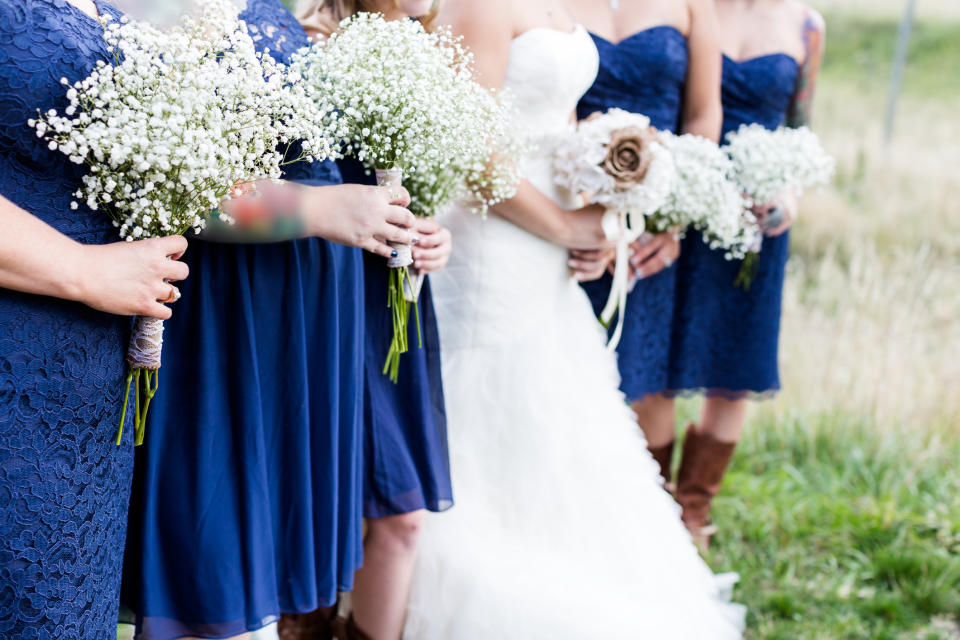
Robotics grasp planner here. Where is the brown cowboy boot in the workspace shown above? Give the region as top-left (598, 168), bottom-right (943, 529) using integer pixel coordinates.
top-left (278, 605), bottom-right (338, 640)
top-left (675, 424), bottom-right (737, 550)
top-left (647, 439), bottom-right (676, 494)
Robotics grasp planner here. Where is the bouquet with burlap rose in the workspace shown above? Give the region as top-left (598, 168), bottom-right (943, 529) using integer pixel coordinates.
top-left (553, 108), bottom-right (675, 349)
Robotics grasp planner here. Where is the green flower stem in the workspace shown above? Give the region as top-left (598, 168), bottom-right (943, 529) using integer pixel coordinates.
top-left (115, 366), bottom-right (161, 447)
top-left (735, 251), bottom-right (761, 291)
top-left (383, 266), bottom-right (422, 383)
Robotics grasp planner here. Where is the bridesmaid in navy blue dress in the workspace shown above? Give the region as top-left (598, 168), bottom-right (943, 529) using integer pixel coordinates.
top-left (120, 2), bottom-right (418, 638)
top-left (667, 0), bottom-right (826, 547)
top-left (566, 0), bottom-right (722, 483)
top-left (282, 4), bottom-right (453, 639)
top-left (0, 1), bottom-right (190, 637)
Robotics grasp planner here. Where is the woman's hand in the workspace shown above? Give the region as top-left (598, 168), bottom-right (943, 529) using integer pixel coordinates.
top-left (304, 183), bottom-right (418, 259)
top-left (73, 235), bottom-right (189, 319)
top-left (755, 190), bottom-right (798, 237)
top-left (411, 218), bottom-right (453, 274)
top-left (559, 204), bottom-right (616, 251)
top-left (626, 232), bottom-right (680, 281)
top-left (569, 248), bottom-right (615, 282)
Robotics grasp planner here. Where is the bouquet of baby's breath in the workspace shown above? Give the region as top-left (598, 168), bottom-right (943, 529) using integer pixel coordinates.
top-left (723, 124), bottom-right (835, 288)
top-left (652, 133), bottom-right (757, 260)
top-left (293, 12), bottom-right (511, 381)
top-left (553, 108), bottom-right (676, 349)
top-left (404, 91), bottom-right (522, 220)
top-left (31, 0), bottom-right (342, 443)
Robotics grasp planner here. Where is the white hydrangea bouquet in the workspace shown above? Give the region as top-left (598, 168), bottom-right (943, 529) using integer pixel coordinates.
top-left (723, 123), bottom-right (835, 288)
top-left (31, 0), bottom-right (342, 444)
top-left (652, 132), bottom-right (758, 260)
top-left (553, 108), bottom-right (676, 349)
top-left (293, 12), bottom-right (513, 381)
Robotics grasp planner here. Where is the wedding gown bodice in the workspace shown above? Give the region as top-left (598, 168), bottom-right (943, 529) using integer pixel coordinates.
top-left (435, 25), bottom-right (600, 350)
top-left (504, 25), bottom-right (599, 137)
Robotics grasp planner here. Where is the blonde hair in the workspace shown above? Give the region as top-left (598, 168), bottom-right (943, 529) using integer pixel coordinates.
top-left (296, 0), bottom-right (439, 37)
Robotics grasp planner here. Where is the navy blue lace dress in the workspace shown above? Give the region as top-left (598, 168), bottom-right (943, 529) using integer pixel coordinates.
top-left (0, 2), bottom-right (135, 638)
top-left (668, 54), bottom-right (800, 398)
top-left (576, 26), bottom-right (689, 402)
top-left (338, 160), bottom-right (452, 519)
top-left (121, 2), bottom-right (366, 637)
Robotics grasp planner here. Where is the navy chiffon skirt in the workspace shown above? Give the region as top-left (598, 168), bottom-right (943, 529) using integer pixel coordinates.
top-left (123, 234), bottom-right (366, 638)
top-left (361, 252), bottom-right (452, 518)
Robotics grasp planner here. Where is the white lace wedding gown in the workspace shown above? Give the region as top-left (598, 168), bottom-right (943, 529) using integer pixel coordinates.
top-left (403, 26), bottom-right (745, 640)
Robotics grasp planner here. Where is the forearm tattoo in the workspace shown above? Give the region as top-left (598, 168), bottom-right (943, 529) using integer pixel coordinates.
top-left (786, 11), bottom-right (824, 128)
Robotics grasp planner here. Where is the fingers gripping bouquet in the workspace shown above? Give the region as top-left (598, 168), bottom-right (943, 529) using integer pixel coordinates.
top-left (293, 13), bottom-right (518, 381)
top-left (31, 0), bottom-right (341, 443)
top-left (723, 124), bottom-right (835, 288)
top-left (553, 109), bottom-right (675, 349)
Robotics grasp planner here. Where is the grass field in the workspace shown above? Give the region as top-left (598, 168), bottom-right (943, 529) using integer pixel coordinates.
top-left (704, 2), bottom-right (960, 638)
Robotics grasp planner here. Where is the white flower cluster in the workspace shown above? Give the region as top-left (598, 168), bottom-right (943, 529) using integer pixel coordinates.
top-left (553, 109), bottom-right (675, 224)
top-left (404, 92), bottom-right (523, 218)
top-left (292, 13), bottom-right (510, 184)
top-left (724, 123), bottom-right (836, 206)
top-left (30, 0), bottom-right (341, 241)
top-left (654, 133), bottom-right (758, 260)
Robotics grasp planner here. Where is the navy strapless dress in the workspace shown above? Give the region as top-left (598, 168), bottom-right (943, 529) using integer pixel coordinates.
top-left (576, 27), bottom-right (689, 402)
top-left (338, 160), bottom-right (452, 519)
top-left (122, 2), bottom-right (366, 637)
top-left (0, 2), bottom-right (136, 638)
top-left (668, 54), bottom-right (800, 398)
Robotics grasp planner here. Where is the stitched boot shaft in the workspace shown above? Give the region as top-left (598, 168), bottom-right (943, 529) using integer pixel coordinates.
top-left (278, 606), bottom-right (338, 640)
top-left (647, 440), bottom-right (676, 492)
top-left (676, 424), bottom-right (737, 546)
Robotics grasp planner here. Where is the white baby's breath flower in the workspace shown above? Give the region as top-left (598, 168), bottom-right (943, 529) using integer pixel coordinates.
top-left (31, 0), bottom-right (342, 241)
top-left (653, 132), bottom-right (758, 260)
top-left (724, 123), bottom-right (836, 206)
top-left (292, 12), bottom-right (509, 191)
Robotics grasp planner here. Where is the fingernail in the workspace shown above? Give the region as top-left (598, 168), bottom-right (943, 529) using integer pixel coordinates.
top-left (411, 237), bottom-right (419, 245)
top-left (567, 260), bottom-right (578, 268)
top-left (391, 250), bottom-right (398, 258)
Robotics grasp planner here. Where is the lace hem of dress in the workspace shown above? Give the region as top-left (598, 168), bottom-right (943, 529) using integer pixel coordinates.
top-left (661, 386), bottom-right (781, 402)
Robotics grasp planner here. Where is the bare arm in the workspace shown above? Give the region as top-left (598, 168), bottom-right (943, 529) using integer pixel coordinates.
top-left (785, 8), bottom-right (826, 128)
top-left (681, 0), bottom-right (723, 141)
top-left (439, 0), bottom-right (611, 250)
top-left (0, 194), bottom-right (188, 319)
top-left (201, 181), bottom-right (417, 260)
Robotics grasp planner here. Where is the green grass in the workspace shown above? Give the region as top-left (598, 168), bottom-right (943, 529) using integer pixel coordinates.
top-left (821, 14), bottom-right (960, 99)
top-left (683, 402), bottom-right (960, 639)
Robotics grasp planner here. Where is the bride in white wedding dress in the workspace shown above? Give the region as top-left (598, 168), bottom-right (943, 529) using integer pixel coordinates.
top-left (402, 1), bottom-right (746, 639)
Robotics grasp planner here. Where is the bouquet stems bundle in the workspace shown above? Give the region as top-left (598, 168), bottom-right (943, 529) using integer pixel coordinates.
top-left (723, 124), bottom-right (835, 289)
top-left (294, 13), bottom-right (517, 380)
top-left (32, 0), bottom-right (341, 442)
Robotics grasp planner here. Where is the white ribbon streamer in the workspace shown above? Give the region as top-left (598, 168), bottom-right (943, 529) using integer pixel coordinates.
top-left (598, 209), bottom-right (644, 351)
